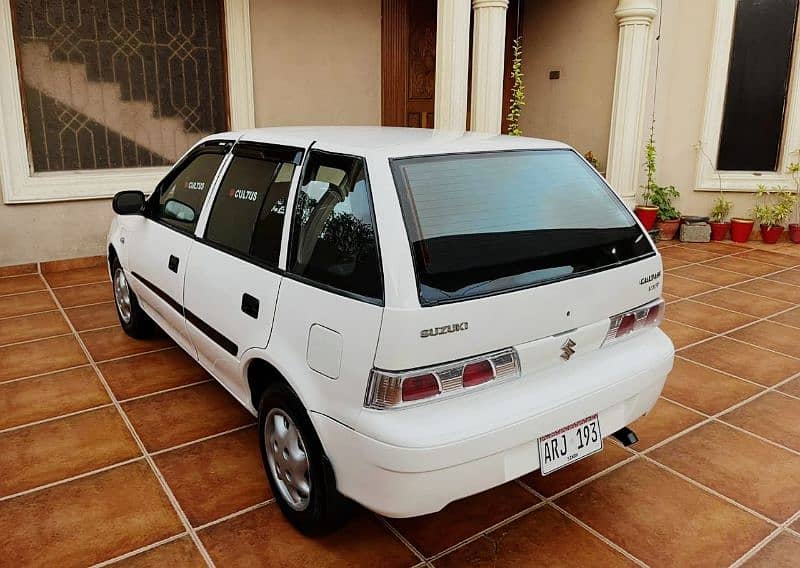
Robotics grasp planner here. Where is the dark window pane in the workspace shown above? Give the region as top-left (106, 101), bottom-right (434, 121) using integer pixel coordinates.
top-left (290, 151), bottom-right (382, 301)
top-left (155, 153), bottom-right (223, 232)
top-left (251, 164), bottom-right (294, 266)
top-left (12, 0), bottom-right (228, 172)
top-left (205, 155), bottom-right (295, 265)
top-left (717, 0), bottom-right (799, 171)
top-left (391, 150), bottom-right (650, 305)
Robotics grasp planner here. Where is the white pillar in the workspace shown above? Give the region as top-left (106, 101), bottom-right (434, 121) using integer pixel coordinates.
top-left (470, 0), bottom-right (509, 134)
top-left (606, 0), bottom-right (658, 207)
top-left (434, 0), bottom-right (471, 131)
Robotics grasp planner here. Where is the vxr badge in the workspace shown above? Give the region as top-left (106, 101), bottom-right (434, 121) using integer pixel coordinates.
top-left (560, 338), bottom-right (577, 361)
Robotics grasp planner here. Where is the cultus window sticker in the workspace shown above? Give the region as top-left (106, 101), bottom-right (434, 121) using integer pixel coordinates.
top-left (228, 187), bottom-right (259, 201)
top-left (185, 181), bottom-right (206, 190)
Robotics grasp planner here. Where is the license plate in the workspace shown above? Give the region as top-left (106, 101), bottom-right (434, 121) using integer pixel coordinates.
top-left (537, 414), bottom-right (603, 475)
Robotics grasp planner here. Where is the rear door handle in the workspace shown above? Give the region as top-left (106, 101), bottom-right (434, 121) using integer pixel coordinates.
top-left (168, 255), bottom-right (179, 273)
top-left (241, 293), bottom-right (260, 319)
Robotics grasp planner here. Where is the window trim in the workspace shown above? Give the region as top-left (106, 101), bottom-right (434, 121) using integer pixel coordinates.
top-left (199, 141), bottom-right (305, 269)
top-left (0, 0), bottom-right (255, 203)
top-left (286, 148), bottom-right (385, 306)
top-left (696, 0), bottom-right (800, 192)
top-left (146, 141), bottom-right (232, 238)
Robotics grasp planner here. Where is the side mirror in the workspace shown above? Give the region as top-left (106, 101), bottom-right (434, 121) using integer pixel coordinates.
top-left (163, 199), bottom-right (197, 223)
top-left (112, 190), bottom-right (145, 215)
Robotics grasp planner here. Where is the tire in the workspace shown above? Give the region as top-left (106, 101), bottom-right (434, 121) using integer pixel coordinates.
top-left (111, 258), bottom-right (154, 339)
top-left (257, 381), bottom-right (352, 534)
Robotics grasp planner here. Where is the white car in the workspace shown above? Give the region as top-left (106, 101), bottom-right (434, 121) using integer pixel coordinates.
top-left (108, 127), bottom-right (674, 533)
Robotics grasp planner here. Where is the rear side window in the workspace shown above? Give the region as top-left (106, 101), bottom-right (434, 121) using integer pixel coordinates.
top-left (391, 149), bottom-right (653, 305)
top-left (289, 150), bottom-right (382, 301)
top-left (205, 146), bottom-right (299, 266)
top-left (153, 152), bottom-right (224, 233)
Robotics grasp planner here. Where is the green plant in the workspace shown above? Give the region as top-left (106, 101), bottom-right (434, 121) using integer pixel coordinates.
top-left (709, 195), bottom-right (733, 223)
top-left (641, 134), bottom-right (680, 219)
top-left (506, 36), bottom-right (525, 136)
top-left (584, 151), bottom-right (600, 170)
top-left (790, 157), bottom-right (800, 223)
top-left (751, 184), bottom-right (796, 228)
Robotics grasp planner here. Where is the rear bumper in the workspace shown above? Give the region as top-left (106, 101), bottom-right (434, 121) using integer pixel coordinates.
top-left (311, 329), bottom-right (674, 518)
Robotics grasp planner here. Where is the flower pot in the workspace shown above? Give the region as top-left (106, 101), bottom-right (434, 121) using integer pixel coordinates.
top-left (789, 223), bottom-right (800, 243)
top-left (730, 218), bottom-right (754, 242)
top-left (760, 225), bottom-right (785, 244)
top-left (634, 206), bottom-right (659, 230)
top-left (656, 218), bottom-right (681, 241)
top-left (709, 221), bottom-right (730, 241)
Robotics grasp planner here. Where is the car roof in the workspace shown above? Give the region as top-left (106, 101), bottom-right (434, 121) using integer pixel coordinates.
top-left (213, 126), bottom-right (571, 158)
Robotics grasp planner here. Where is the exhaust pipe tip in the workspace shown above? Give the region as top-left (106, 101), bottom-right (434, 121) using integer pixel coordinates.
top-left (612, 426), bottom-right (639, 447)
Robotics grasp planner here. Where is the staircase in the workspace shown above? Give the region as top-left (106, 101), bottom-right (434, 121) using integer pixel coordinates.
top-left (21, 42), bottom-right (208, 163)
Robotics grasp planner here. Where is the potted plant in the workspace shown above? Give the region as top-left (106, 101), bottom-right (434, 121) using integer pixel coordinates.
top-left (652, 184), bottom-right (682, 240)
top-left (751, 184), bottom-right (796, 244)
top-left (634, 138), bottom-right (660, 230)
top-left (788, 159), bottom-right (800, 243)
top-left (709, 195), bottom-right (733, 241)
top-left (639, 136), bottom-right (681, 239)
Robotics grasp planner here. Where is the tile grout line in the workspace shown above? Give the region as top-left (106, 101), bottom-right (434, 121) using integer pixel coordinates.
top-left (192, 499), bottom-right (275, 532)
top-left (0, 373), bottom-right (218, 436)
top-left (0, 457), bottom-right (145, 503)
top-left (0, 402), bottom-right (115, 435)
top-left (0, 307), bottom-right (62, 321)
top-left (88, 532), bottom-right (190, 568)
top-left (515, 481), bottom-right (650, 567)
top-left (377, 515), bottom-right (430, 564)
top-left (638, 368), bottom-right (800, 458)
top-left (0, 331), bottom-right (75, 349)
top-left (659, 392), bottom-right (800, 457)
top-left (149, 422), bottom-right (257, 456)
top-left (638, 455), bottom-right (779, 527)
top-left (420, 453), bottom-right (645, 566)
top-left (119, 378), bottom-right (213, 403)
top-left (421, 500), bottom-right (552, 564)
top-left (729, 508), bottom-right (800, 568)
top-left (0, 346), bottom-right (179, 387)
top-left (39, 275), bottom-right (217, 568)
top-left (673, 353), bottom-right (798, 394)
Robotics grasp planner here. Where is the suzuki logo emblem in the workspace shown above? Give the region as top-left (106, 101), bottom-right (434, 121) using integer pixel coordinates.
top-left (561, 338), bottom-right (577, 361)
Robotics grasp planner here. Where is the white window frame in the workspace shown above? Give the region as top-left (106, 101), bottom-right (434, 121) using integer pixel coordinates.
top-left (696, 0), bottom-right (800, 192)
top-left (0, 0), bottom-right (254, 204)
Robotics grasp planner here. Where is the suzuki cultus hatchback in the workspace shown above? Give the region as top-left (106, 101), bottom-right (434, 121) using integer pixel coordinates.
top-left (108, 127), bottom-right (674, 533)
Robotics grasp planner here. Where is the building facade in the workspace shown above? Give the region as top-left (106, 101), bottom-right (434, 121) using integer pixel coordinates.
top-left (0, 0), bottom-right (798, 265)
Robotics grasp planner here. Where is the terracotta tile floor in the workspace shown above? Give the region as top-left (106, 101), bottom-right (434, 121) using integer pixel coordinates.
top-left (1, 243), bottom-right (800, 567)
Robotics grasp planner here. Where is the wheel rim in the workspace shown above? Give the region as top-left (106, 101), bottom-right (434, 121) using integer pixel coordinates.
top-left (113, 268), bottom-right (132, 324)
top-left (264, 409), bottom-right (311, 511)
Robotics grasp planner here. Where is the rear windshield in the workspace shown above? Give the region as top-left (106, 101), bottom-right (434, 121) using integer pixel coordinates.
top-left (390, 149), bottom-right (654, 305)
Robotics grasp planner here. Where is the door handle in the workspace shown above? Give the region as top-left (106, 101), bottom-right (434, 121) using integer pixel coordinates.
top-left (168, 255), bottom-right (179, 273)
top-left (241, 293), bottom-right (260, 319)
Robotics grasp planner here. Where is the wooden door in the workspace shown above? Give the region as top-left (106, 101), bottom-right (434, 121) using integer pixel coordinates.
top-left (382, 0), bottom-right (522, 131)
top-left (381, 0), bottom-right (436, 127)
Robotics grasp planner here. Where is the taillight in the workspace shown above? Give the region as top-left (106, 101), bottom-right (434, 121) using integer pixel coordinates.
top-left (365, 348), bottom-right (520, 410)
top-left (603, 298), bottom-right (664, 346)
top-left (401, 374), bottom-right (440, 401)
top-left (462, 360), bottom-right (494, 387)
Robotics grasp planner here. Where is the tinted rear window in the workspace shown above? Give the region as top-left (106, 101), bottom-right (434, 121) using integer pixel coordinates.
top-left (390, 149), bottom-right (654, 305)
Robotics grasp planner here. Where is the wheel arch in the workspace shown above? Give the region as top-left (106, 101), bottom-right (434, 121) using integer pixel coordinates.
top-left (246, 356), bottom-right (304, 411)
